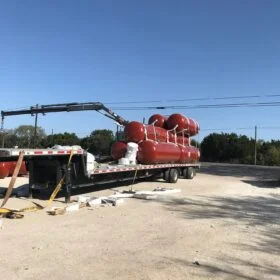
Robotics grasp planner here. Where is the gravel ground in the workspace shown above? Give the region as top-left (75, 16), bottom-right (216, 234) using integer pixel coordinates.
top-left (0, 163), bottom-right (280, 280)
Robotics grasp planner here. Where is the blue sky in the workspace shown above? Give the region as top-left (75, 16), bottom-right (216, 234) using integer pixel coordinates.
top-left (1, 0), bottom-right (280, 141)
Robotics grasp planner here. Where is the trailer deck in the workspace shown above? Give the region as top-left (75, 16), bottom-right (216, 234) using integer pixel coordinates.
top-left (0, 147), bottom-right (200, 202)
top-left (0, 147), bottom-right (200, 175)
top-left (92, 162), bottom-right (200, 175)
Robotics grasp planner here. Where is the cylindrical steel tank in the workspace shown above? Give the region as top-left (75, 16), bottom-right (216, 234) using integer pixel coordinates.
top-left (167, 113), bottom-right (200, 136)
top-left (165, 135), bottom-right (190, 146)
top-left (0, 162), bottom-right (11, 178)
top-left (9, 161), bottom-right (27, 176)
top-left (148, 114), bottom-right (167, 128)
top-left (180, 146), bottom-right (200, 163)
top-left (124, 121), bottom-right (175, 143)
top-left (177, 136), bottom-right (190, 146)
top-left (137, 141), bottom-right (200, 164)
top-left (190, 146), bottom-right (200, 162)
top-left (111, 141), bottom-right (127, 160)
top-left (0, 161), bottom-right (27, 178)
top-left (137, 140), bottom-right (182, 164)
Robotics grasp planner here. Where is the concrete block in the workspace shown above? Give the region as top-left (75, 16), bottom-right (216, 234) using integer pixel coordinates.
top-left (77, 195), bottom-right (91, 203)
top-left (65, 203), bottom-right (80, 213)
top-left (133, 193), bottom-right (158, 200)
top-left (109, 192), bottom-right (134, 199)
top-left (153, 188), bottom-right (181, 194)
top-left (103, 198), bottom-right (125, 206)
top-left (47, 207), bottom-right (66, 215)
top-left (87, 198), bottom-right (102, 207)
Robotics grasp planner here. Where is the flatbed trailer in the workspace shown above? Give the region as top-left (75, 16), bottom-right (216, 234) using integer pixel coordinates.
top-left (0, 147), bottom-right (200, 202)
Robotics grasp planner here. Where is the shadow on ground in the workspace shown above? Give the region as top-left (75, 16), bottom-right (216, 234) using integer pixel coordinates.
top-left (147, 194), bottom-right (280, 279)
top-left (0, 177), bottom-right (164, 200)
top-left (200, 162), bottom-right (280, 181)
top-left (242, 179), bottom-right (280, 188)
top-left (167, 255), bottom-right (280, 280)
top-left (0, 184), bottom-right (30, 198)
top-left (158, 194), bottom-right (280, 227)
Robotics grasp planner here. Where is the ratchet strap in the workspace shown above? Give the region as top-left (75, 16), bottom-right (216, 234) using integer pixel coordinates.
top-left (0, 201), bottom-right (44, 219)
top-left (0, 148), bottom-right (74, 218)
top-left (1, 151), bottom-right (24, 208)
top-left (47, 148), bottom-right (74, 206)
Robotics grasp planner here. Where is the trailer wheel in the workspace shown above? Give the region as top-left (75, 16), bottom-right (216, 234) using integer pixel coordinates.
top-left (163, 169), bottom-right (170, 181)
top-left (169, 168), bottom-right (179, 183)
top-left (184, 167), bottom-right (195, 179)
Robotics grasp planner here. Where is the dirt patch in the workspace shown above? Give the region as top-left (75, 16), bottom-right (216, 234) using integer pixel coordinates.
top-left (1, 163), bottom-right (280, 279)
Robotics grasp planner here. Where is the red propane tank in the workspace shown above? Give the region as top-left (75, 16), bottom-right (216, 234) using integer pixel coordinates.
top-left (137, 140), bottom-right (200, 164)
top-left (148, 114), bottom-right (167, 128)
top-left (167, 113), bottom-right (200, 136)
top-left (0, 161), bottom-right (27, 178)
top-left (190, 146), bottom-right (200, 162)
top-left (111, 141), bottom-right (127, 160)
top-left (0, 162), bottom-right (11, 178)
top-left (9, 161), bottom-right (27, 176)
top-left (124, 121), bottom-right (176, 143)
top-left (180, 146), bottom-right (200, 163)
top-left (177, 136), bottom-right (190, 146)
top-left (137, 141), bottom-right (181, 164)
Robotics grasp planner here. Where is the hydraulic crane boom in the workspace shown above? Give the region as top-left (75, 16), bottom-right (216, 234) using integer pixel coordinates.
top-left (1, 102), bottom-right (129, 147)
top-left (1, 102), bottom-right (128, 126)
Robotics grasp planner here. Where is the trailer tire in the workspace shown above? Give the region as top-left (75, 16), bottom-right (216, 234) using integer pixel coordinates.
top-left (169, 168), bottom-right (179, 183)
top-left (164, 169), bottom-right (170, 181)
top-left (184, 167), bottom-right (195, 179)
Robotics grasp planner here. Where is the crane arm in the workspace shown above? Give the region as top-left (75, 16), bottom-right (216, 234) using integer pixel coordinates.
top-left (1, 102), bottom-right (129, 126)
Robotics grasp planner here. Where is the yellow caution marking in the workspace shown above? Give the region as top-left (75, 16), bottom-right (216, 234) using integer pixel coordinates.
top-left (0, 208), bottom-right (12, 214)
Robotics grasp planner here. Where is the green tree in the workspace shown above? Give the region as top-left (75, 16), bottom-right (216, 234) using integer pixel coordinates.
top-left (200, 133), bottom-right (222, 162)
top-left (1, 129), bottom-right (18, 148)
top-left (191, 139), bottom-right (199, 147)
top-left (201, 133), bottom-right (254, 163)
top-left (41, 132), bottom-right (80, 147)
top-left (263, 146), bottom-right (280, 166)
top-left (14, 125), bottom-right (46, 148)
top-left (81, 129), bottom-right (114, 156)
